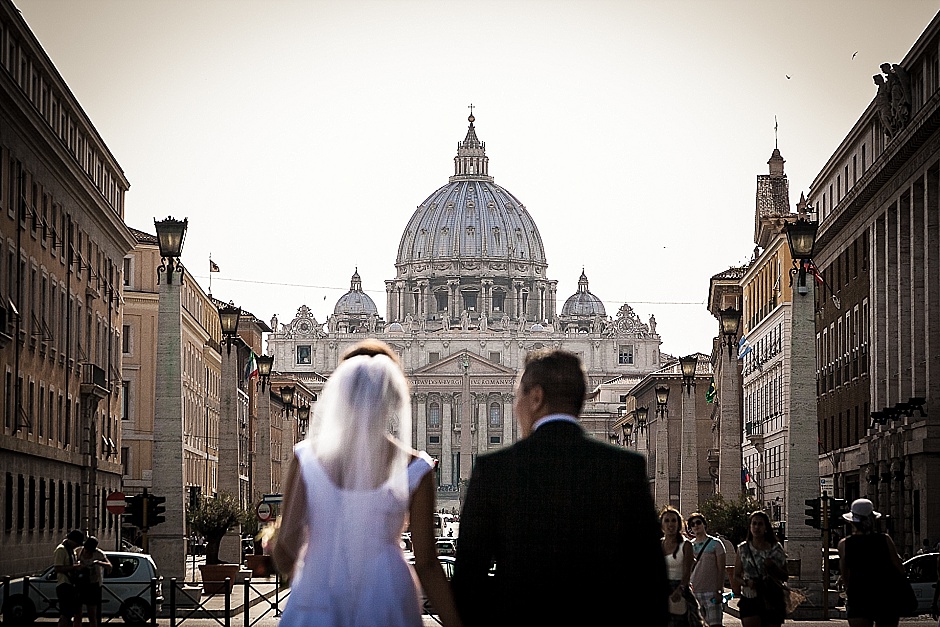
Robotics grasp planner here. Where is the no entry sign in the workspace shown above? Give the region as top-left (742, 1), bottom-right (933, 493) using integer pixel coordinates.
top-left (106, 491), bottom-right (126, 515)
top-left (256, 502), bottom-right (273, 522)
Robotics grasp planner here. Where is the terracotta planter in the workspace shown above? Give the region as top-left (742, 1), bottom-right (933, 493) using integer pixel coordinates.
top-left (199, 563), bottom-right (239, 594)
top-left (245, 554), bottom-right (274, 577)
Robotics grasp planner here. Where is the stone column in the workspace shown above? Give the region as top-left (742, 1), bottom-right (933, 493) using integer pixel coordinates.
top-left (459, 367), bottom-right (472, 481)
top-left (448, 279), bottom-right (459, 323)
top-left (253, 384), bottom-right (272, 503)
top-left (216, 342), bottom-right (241, 564)
top-left (442, 394), bottom-right (454, 484)
top-left (654, 404), bottom-right (670, 508)
top-left (149, 269), bottom-right (187, 581)
top-left (279, 411), bottom-right (294, 488)
top-left (476, 394), bottom-right (487, 453)
top-left (385, 281), bottom-right (394, 323)
top-left (680, 382), bottom-right (699, 517)
top-left (416, 393), bottom-right (427, 451)
top-left (502, 393), bottom-right (513, 446)
top-left (786, 276), bottom-right (822, 585)
top-left (718, 354), bottom-right (743, 497)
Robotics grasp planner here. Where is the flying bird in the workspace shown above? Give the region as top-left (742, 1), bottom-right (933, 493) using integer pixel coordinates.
top-left (852, 51), bottom-right (858, 59)
top-left (786, 75), bottom-right (791, 79)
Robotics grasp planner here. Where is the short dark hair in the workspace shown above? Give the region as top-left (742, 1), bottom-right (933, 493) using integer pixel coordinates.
top-left (520, 349), bottom-right (586, 416)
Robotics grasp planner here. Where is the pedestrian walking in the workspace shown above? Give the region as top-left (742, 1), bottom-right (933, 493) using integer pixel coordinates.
top-left (272, 339), bottom-right (461, 627)
top-left (733, 511), bottom-right (788, 627)
top-left (838, 498), bottom-right (910, 627)
top-left (661, 506), bottom-right (706, 627)
top-left (452, 348), bottom-right (667, 625)
top-left (53, 530), bottom-right (85, 627)
top-left (688, 512), bottom-right (727, 627)
top-left (76, 536), bottom-right (111, 627)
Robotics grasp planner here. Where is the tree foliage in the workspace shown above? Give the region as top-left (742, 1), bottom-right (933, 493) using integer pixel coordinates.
top-left (699, 492), bottom-right (762, 546)
top-left (186, 492), bottom-right (249, 564)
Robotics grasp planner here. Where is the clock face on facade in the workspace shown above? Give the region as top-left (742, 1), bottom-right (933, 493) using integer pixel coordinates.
top-left (300, 322), bottom-right (309, 332)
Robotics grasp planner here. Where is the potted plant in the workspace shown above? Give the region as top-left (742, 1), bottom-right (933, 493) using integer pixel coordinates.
top-left (187, 492), bottom-right (249, 592)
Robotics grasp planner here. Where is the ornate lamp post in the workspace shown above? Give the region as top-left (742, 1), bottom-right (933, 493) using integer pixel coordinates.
top-left (654, 384), bottom-right (670, 506)
top-left (719, 307), bottom-right (742, 360)
top-left (679, 355), bottom-right (699, 517)
top-left (150, 216), bottom-right (189, 579)
top-left (154, 217), bottom-right (188, 284)
top-left (297, 404), bottom-right (310, 438)
top-left (256, 355), bottom-right (274, 391)
top-left (216, 302), bottom-right (243, 564)
top-left (717, 306), bottom-right (743, 497)
top-left (253, 354), bottom-right (276, 503)
top-left (783, 215), bottom-right (823, 587)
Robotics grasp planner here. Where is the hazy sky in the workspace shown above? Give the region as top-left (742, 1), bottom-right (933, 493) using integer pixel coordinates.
top-left (13, 0), bottom-right (939, 357)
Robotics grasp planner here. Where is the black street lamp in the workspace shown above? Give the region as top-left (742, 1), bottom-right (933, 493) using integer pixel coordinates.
top-left (256, 355), bottom-right (274, 390)
top-left (784, 217), bottom-right (819, 291)
top-left (280, 385), bottom-right (295, 410)
top-left (636, 406), bottom-right (649, 432)
top-left (679, 355), bottom-right (698, 394)
top-left (153, 216), bottom-right (188, 284)
top-left (719, 306), bottom-right (742, 360)
top-left (655, 385), bottom-right (670, 409)
top-left (218, 302), bottom-right (241, 354)
top-left (297, 403), bottom-right (310, 437)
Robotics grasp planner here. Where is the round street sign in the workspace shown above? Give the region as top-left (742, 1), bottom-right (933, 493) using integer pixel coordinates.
top-left (106, 491), bottom-right (126, 515)
top-left (256, 502), bottom-right (273, 522)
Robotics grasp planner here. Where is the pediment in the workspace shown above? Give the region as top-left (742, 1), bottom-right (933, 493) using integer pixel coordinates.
top-left (413, 351), bottom-right (516, 376)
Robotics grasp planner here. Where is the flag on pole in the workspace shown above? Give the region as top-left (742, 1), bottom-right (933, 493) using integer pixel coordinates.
top-left (705, 377), bottom-right (716, 403)
top-left (244, 350), bottom-right (258, 382)
top-left (738, 335), bottom-right (752, 359)
top-left (742, 466), bottom-right (752, 485)
top-left (210, 259), bottom-right (220, 273)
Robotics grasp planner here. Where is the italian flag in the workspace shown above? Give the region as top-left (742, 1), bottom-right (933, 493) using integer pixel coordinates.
top-left (245, 350), bottom-right (259, 382)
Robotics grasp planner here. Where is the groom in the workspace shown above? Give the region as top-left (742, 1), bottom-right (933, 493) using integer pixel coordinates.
top-left (452, 348), bottom-right (668, 625)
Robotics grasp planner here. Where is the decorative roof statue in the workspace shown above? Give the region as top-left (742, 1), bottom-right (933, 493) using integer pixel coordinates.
top-left (875, 62), bottom-right (912, 138)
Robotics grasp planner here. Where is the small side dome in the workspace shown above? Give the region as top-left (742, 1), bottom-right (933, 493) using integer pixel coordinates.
top-left (334, 268), bottom-right (378, 315)
top-left (386, 322), bottom-right (404, 333)
top-left (560, 270), bottom-right (606, 317)
top-left (529, 323), bottom-right (545, 333)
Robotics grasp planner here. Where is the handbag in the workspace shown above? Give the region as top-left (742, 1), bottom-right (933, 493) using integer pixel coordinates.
top-left (892, 572), bottom-right (918, 617)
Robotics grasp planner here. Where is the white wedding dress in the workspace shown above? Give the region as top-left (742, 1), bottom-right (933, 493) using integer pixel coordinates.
top-left (279, 440), bottom-right (434, 627)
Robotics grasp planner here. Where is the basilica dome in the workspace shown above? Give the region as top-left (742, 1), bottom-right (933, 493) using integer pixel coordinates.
top-left (561, 270), bottom-right (606, 317)
top-left (334, 269), bottom-right (378, 315)
top-left (395, 115), bottom-right (547, 272)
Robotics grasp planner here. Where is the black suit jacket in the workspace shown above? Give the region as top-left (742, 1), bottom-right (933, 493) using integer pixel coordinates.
top-left (452, 420), bottom-right (669, 625)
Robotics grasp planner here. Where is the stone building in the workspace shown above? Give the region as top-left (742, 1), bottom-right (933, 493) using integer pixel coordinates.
top-left (0, 0), bottom-right (134, 574)
top-left (808, 11), bottom-right (940, 555)
top-left (268, 115), bottom-right (665, 498)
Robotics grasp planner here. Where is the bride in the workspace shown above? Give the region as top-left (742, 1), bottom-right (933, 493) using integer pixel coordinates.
top-left (272, 339), bottom-right (461, 627)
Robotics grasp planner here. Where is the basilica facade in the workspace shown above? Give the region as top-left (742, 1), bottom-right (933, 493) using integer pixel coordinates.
top-left (267, 115), bottom-right (666, 487)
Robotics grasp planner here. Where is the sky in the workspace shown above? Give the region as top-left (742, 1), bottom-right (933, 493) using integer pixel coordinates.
top-left (13, 0), bottom-right (940, 357)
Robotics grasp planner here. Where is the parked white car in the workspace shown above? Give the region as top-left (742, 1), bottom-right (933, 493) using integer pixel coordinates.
top-left (903, 552), bottom-right (938, 614)
top-left (0, 551), bottom-right (163, 626)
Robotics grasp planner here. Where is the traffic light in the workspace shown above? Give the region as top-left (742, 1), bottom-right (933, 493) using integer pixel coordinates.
top-left (147, 494), bottom-right (167, 527)
top-left (828, 497), bottom-right (848, 531)
top-left (126, 494), bottom-right (145, 529)
top-left (804, 497), bottom-right (821, 529)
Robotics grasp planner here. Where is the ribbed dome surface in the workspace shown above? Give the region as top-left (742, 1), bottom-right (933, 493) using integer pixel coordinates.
top-left (396, 181), bottom-right (546, 266)
top-left (334, 269), bottom-right (378, 315)
top-left (561, 270), bottom-right (606, 317)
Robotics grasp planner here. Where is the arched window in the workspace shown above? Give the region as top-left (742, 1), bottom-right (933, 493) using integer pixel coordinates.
top-left (489, 402), bottom-right (501, 427)
top-left (429, 403), bottom-right (441, 427)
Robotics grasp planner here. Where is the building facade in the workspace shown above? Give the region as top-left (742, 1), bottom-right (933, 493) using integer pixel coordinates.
top-left (267, 116), bottom-right (666, 499)
top-left (0, 0), bottom-right (134, 574)
top-left (808, 11), bottom-right (940, 555)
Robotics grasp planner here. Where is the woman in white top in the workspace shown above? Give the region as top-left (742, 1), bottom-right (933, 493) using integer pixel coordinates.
top-left (272, 339), bottom-right (461, 627)
top-left (661, 506), bottom-right (705, 627)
